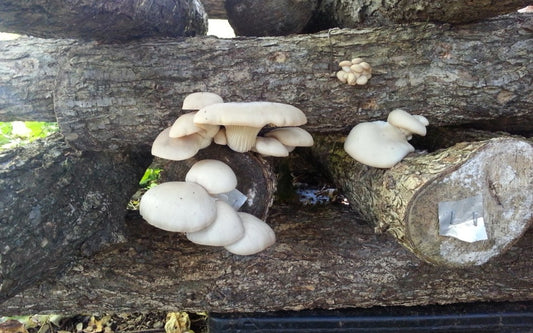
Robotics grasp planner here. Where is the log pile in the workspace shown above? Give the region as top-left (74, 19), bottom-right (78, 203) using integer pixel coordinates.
top-left (0, 0), bottom-right (532, 314)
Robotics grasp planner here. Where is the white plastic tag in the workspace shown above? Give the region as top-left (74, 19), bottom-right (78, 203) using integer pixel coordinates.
top-left (438, 194), bottom-right (488, 243)
top-left (215, 189), bottom-right (248, 210)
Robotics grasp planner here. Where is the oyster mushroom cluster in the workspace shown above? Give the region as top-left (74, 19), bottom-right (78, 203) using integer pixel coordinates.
top-left (336, 58), bottom-right (372, 86)
top-left (152, 92), bottom-right (314, 160)
top-left (139, 159), bottom-right (276, 255)
top-left (344, 109), bottom-right (429, 168)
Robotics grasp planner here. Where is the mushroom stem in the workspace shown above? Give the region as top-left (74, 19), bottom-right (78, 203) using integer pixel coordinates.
top-left (224, 125), bottom-right (262, 152)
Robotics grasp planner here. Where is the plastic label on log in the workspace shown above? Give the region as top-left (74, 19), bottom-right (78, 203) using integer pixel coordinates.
top-left (215, 189), bottom-right (248, 210)
top-left (438, 194), bottom-right (488, 243)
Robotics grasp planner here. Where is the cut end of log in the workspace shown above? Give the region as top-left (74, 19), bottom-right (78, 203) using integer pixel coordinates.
top-left (405, 137), bottom-right (533, 266)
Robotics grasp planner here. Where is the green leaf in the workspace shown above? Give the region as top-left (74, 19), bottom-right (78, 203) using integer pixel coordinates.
top-left (139, 168), bottom-right (162, 187)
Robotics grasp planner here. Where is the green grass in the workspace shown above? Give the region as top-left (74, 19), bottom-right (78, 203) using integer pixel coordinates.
top-left (0, 121), bottom-right (59, 150)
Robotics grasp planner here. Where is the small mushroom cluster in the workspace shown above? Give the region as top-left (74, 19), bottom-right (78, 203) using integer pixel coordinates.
top-left (152, 92), bottom-right (314, 160)
top-left (344, 109), bottom-right (429, 168)
top-left (139, 159), bottom-right (276, 255)
top-left (336, 58), bottom-right (372, 86)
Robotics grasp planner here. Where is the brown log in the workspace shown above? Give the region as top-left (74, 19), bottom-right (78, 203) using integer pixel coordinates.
top-left (47, 13), bottom-right (533, 151)
top-left (312, 133), bottom-right (533, 267)
top-left (224, 0), bottom-right (318, 36)
top-left (151, 144), bottom-right (277, 220)
top-left (0, 0), bottom-right (207, 41)
top-left (0, 133), bottom-right (151, 301)
top-left (1, 203), bottom-right (531, 314)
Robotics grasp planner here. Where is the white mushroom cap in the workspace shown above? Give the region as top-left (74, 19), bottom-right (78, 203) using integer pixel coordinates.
top-left (193, 102), bottom-right (307, 153)
top-left (344, 121), bottom-right (414, 168)
top-left (252, 136), bottom-right (289, 157)
top-left (182, 92), bottom-right (224, 110)
top-left (151, 127), bottom-right (211, 161)
top-left (224, 212), bottom-right (276, 255)
top-left (169, 112), bottom-right (203, 138)
top-left (387, 109), bottom-right (428, 137)
top-left (264, 127), bottom-right (314, 148)
top-left (185, 159), bottom-right (237, 195)
top-left (139, 181), bottom-right (217, 232)
top-left (186, 200), bottom-right (245, 246)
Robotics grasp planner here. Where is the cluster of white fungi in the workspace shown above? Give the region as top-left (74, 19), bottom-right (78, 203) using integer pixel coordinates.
top-left (142, 92), bottom-right (314, 255)
top-left (140, 159), bottom-right (276, 255)
top-left (336, 58), bottom-right (372, 86)
top-left (139, 67), bottom-right (429, 254)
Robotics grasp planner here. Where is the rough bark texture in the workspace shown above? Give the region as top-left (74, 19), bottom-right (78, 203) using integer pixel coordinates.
top-left (224, 0), bottom-right (318, 36)
top-left (306, 0), bottom-right (530, 31)
top-left (312, 134), bottom-right (533, 267)
top-left (0, 37), bottom-right (76, 122)
top-left (202, 0), bottom-right (530, 26)
top-left (24, 13), bottom-right (528, 151)
top-left (1, 204), bottom-right (531, 315)
top-left (153, 144), bottom-right (277, 220)
top-left (0, 0), bottom-right (207, 41)
top-left (0, 134), bottom-right (150, 301)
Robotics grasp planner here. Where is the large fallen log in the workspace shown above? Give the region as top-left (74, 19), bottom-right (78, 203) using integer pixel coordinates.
top-left (312, 133), bottom-right (533, 267)
top-left (1, 204), bottom-right (531, 315)
top-left (54, 13), bottom-right (532, 151)
top-left (0, 0), bottom-right (207, 41)
top-left (1, 14), bottom-right (531, 141)
top-left (0, 134), bottom-right (150, 300)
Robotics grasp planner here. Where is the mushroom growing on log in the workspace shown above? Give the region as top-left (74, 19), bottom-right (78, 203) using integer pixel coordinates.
top-left (313, 133), bottom-right (533, 267)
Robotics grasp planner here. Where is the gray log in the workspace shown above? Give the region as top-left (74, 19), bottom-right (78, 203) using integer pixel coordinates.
top-left (0, 0), bottom-right (207, 41)
top-left (224, 0), bottom-right (318, 36)
top-left (0, 15), bottom-right (531, 144)
top-left (48, 13), bottom-right (531, 151)
top-left (307, 0), bottom-right (530, 30)
top-left (201, 0), bottom-right (530, 26)
top-left (0, 37), bottom-right (75, 122)
top-left (0, 134), bottom-right (150, 300)
top-left (0, 204), bottom-right (531, 314)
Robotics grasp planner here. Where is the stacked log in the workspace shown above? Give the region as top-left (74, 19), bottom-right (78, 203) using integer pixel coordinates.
top-left (0, 0), bottom-right (531, 314)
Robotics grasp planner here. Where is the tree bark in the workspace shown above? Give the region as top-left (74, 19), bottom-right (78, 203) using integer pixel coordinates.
top-left (1, 204), bottom-right (531, 314)
top-left (0, 37), bottom-right (75, 122)
top-left (1, 14), bottom-right (526, 150)
top-left (312, 134), bottom-right (533, 267)
top-left (0, 134), bottom-right (150, 300)
top-left (306, 0), bottom-right (530, 31)
top-left (0, 0), bottom-right (207, 41)
top-left (201, 0), bottom-right (530, 27)
top-left (224, 0), bottom-right (318, 36)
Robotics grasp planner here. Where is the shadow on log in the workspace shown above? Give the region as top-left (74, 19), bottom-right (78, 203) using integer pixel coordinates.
top-left (312, 133), bottom-right (533, 267)
top-left (0, 134), bottom-right (150, 300)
